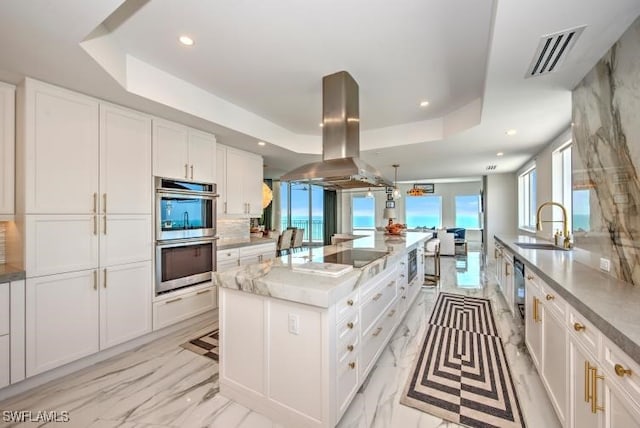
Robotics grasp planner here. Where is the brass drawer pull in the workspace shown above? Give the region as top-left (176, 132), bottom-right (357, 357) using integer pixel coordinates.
top-left (348, 361), bottom-right (356, 369)
top-left (590, 366), bottom-right (604, 413)
top-left (347, 345), bottom-right (354, 352)
top-left (103, 268), bottom-right (107, 288)
top-left (347, 299), bottom-right (354, 306)
top-left (372, 327), bottom-right (383, 337)
top-left (574, 322), bottom-right (586, 332)
top-left (93, 192), bottom-right (97, 213)
top-left (545, 294), bottom-right (554, 301)
top-left (372, 293), bottom-right (382, 301)
top-left (584, 361), bottom-right (590, 402)
top-left (103, 193), bottom-right (107, 214)
top-left (614, 363), bottom-right (632, 377)
top-left (166, 297), bottom-right (183, 304)
top-left (347, 322), bottom-right (354, 329)
top-left (197, 289), bottom-right (211, 295)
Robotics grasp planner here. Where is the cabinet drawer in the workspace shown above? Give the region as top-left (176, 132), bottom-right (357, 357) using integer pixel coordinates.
top-left (361, 279), bottom-right (397, 333)
top-left (217, 248), bottom-right (239, 262)
top-left (336, 355), bottom-right (358, 417)
top-left (0, 282), bottom-right (8, 336)
top-left (336, 290), bottom-right (358, 322)
top-left (360, 265), bottom-right (396, 298)
top-left (239, 243), bottom-right (276, 257)
top-left (337, 333), bottom-right (358, 364)
top-left (540, 283), bottom-right (566, 319)
top-left (0, 335), bottom-right (8, 388)
top-left (567, 307), bottom-right (600, 357)
top-left (602, 337), bottom-right (640, 406)
top-left (360, 301), bottom-right (399, 375)
top-left (337, 313), bottom-right (359, 356)
top-left (216, 260), bottom-right (239, 273)
top-left (153, 286), bottom-right (216, 330)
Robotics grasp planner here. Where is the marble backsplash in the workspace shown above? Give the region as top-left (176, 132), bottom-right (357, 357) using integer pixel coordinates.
top-left (217, 217), bottom-right (250, 243)
top-left (572, 16), bottom-right (640, 285)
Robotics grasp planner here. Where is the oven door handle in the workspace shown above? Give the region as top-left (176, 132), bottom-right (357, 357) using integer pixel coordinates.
top-left (156, 189), bottom-right (218, 198)
top-left (156, 237), bottom-right (219, 248)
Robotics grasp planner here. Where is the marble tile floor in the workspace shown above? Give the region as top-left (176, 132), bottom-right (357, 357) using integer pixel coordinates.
top-left (0, 247), bottom-right (561, 428)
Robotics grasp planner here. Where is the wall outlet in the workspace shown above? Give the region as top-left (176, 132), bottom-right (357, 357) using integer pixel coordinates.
top-left (599, 258), bottom-right (611, 272)
top-left (288, 314), bottom-right (300, 335)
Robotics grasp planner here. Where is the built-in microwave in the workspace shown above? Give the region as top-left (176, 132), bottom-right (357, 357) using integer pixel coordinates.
top-left (155, 177), bottom-right (217, 242)
top-left (155, 238), bottom-right (217, 294)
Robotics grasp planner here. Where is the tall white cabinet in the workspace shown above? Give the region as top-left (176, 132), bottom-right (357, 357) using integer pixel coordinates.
top-left (16, 79), bottom-right (153, 376)
top-left (219, 146), bottom-right (263, 217)
top-left (0, 82), bottom-right (15, 217)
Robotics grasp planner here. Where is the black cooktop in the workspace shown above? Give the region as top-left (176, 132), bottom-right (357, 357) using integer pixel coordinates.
top-left (313, 249), bottom-right (388, 268)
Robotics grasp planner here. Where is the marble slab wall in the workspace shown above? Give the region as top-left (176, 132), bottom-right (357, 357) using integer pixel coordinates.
top-left (0, 222), bottom-right (5, 264)
top-left (572, 16), bottom-right (640, 285)
top-left (217, 217), bottom-right (250, 243)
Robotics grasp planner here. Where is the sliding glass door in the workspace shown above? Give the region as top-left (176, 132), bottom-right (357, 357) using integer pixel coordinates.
top-left (280, 182), bottom-right (324, 244)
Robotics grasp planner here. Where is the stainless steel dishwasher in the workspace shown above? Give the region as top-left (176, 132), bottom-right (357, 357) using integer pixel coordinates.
top-left (514, 257), bottom-right (525, 323)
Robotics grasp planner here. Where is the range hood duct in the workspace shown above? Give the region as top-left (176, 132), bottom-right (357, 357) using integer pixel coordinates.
top-left (280, 71), bottom-right (392, 189)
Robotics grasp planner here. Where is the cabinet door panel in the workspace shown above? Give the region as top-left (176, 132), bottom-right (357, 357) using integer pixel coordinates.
top-left (0, 335), bottom-right (8, 388)
top-left (606, 381), bottom-right (640, 428)
top-left (569, 340), bottom-right (599, 428)
top-left (24, 81), bottom-right (99, 213)
top-left (100, 104), bottom-right (152, 214)
top-left (225, 149), bottom-right (248, 215)
top-left (100, 261), bottom-right (152, 349)
top-left (188, 130), bottom-right (216, 183)
top-left (26, 215), bottom-right (99, 277)
top-left (152, 119), bottom-right (188, 180)
top-left (26, 271), bottom-right (99, 376)
top-left (543, 308), bottom-right (567, 424)
top-left (0, 83), bottom-right (15, 215)
top-left (245, 154), bottom-right (263, 217)
top-left (99, 215), bottom-right (152, 267)
top-left (525, 282), bottom-right (542, 368)
top-left (216, 146), bottom-right (226, 215)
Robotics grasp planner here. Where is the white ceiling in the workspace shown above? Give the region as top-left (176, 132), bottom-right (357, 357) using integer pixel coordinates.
top-left (1, 0), bottom-right (639, 183)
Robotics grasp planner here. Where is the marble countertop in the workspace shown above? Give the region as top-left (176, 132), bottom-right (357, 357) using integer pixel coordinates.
top-left (216, 231), bottom-right (432, 308)
top-left (217, 237), bottom-right (278, 250)
top-left (495, 234), bottom-right (640, 365)
top-left (0, 264), bottom-right (26, 283)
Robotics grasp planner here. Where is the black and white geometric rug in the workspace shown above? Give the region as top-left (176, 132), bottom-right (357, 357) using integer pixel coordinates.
top-left (401, 293), bottom-right (525, 427)
top-left (181, 328), bottom-right (219, 362)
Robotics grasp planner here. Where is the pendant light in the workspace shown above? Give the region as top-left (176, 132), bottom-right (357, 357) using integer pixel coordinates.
top-left (392, 164), bottom-right (402, 199)
top-left (366, 187), bottom-right (374, 198)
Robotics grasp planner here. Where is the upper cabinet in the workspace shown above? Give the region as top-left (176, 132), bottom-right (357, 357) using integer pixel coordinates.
top-left (219, 145), bottom-right (263, 217)
top-left (0, 82), bottom-right (15, 217)
top-left (152, 118), bottom-right (216, 184)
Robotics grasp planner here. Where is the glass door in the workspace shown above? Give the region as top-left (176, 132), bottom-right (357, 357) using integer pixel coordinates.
top-left (280, 182), bottom-right (324, 245)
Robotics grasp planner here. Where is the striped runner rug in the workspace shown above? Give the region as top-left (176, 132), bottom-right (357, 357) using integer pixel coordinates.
top-left (181, 328), bottom-right (220, 361)
top-left (401, 293), bottom-right (525, 427)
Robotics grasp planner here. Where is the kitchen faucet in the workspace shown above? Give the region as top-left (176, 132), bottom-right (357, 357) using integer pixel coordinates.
top-left (535, 201), bottom-right (572, 249)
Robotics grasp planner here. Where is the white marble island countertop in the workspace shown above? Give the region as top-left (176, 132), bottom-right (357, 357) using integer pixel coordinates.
top-left (216, 231), bottom-right (432, 308)
top-left (495, 234), bottom-right (640, 365)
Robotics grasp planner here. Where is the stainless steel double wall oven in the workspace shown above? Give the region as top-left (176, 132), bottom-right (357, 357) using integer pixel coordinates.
top-left (155, 178), bottom-right (218, 295)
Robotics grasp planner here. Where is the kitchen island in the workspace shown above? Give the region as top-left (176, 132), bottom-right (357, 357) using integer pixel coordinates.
top-left (216, 231), bottom-right (431, 428)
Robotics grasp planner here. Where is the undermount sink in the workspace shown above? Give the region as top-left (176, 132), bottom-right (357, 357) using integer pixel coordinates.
top-left (514, 242), bottom-right (571, 251)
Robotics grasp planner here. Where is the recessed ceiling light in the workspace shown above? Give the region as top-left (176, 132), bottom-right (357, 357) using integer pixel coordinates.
top-left (178, 35), bottom-right (195, 46)
top-left (258, 141), bottom-right (266, 146)
top-left (319, 123), bottom-right (324, 127)
top-left (497, 152), bottom-right (504, 156)
top-left (505, 129), bottom-right (517, 136)
top-left (419, 100), bottom-right (430, 107)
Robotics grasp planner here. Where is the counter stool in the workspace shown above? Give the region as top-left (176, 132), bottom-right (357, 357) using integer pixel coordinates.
top-left (423, 238), bottom-right (440, 286)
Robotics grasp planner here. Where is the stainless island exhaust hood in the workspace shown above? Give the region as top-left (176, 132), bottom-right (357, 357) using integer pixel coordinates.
top-left (280, 71), bottom-right (392, 189)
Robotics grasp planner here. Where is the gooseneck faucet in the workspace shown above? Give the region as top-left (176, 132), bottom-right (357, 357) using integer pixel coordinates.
top-left (535, 201), bottom-right (571, 248)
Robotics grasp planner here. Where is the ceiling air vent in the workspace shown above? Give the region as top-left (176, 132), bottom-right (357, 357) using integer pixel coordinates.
top-left (526, 26), bottom-right (585, 78)
top-left (486, 164), bottom-right (497, 171)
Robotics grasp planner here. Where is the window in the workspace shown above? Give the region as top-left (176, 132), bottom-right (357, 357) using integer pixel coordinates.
top-left (553, 142), bottom-right (572, 231)
top-left (405, 196), bottom-right (442, 229)
top-left (352, 196), bottom-right (375, 231)
top-left (518, 166), bottom-right (537, 229)
top-left (455, 195), bottom-right (481, 228)
top-left (573, 189), bottom-right (590, 232)
top-left (280, 182), bottom-right (324, 243)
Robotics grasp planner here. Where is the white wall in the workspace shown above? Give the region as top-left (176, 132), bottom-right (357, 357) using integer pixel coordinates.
top-left (486, 173), bottom-right (517, 258)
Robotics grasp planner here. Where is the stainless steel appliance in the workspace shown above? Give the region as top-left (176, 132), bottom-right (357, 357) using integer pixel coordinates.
top-left (407, 248), bottom-right (418, 283)
top-left (514, 257), bottom-right (525, 322)
top-left (155, 178), bottom-right (218, 295)
top-left (155, 238), bottom-right (216, 294)
top-left (316, 249), bottom-right (388, 268)
top-left (155, 178), bottom-right (217, 241)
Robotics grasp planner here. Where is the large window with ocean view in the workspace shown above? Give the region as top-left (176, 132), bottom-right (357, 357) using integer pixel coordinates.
top-left (553, 142), bottom-right (572, 231)
top-left (406, 196), bottom-right (442, 229)
top-left (455, 195), bottom-right (480, 228)
top-left (573, 189), bottom-right (590, 232)
top-left (352, 196), bottom-right (375, 232)
top-left (280, 182), bottom-right (324, 243)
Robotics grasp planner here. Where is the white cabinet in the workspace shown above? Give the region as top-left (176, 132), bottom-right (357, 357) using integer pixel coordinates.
top-left (495, 244), bottom-right (504, 290)
top-left (525, 274), bottom-right (543, 371)
top-left (99, 215), bottom-right (152, 267)
top-left (569, 337), bottom-right (600, 428)
top-left (216, 243), bottom-right (277, 273)
top-left (26, 270), bottom-right (100, 376)
top-left (0, 82), bottom-right (15, 217)
top-left (220, 146), bottom-right (263, 217)
top-left (216, 145), bottom-right (226, 216)
top-left (0, 282), bottom-right (8, 388)
top-left (153, 285), bottom-right (217, 330)
top-left (152, 118), bottom-right (216, 183)
top-left (502, 250), bottom-right (514, 313)
top-left (1, 279), bottom-right (26, 387)
top-left (99, 261), bottom-right (152, 349)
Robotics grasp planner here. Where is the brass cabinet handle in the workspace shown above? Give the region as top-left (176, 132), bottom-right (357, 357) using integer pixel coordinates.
top-left (197, 289), bottom-right (211, 295)
top-left (494, 248), bottom-right (498, 258)
top-left (166, 297), bottom-right (183, 304)
top-left (93, 192), bottom-right (97, 213)
top-left (614, 363), bottom-right (632, 377)
top-left (103, 268), bottom-right (107, 288)
top-left (224, 202), bottom-right (227, 214)
top-left (93, 215), bottom-right (97, 235)
top-left (185, 164), bottom-right (189, 179)
top-left (347, 345), bottom-right (354, 352)
top-left (545, 294), bottom-right (554, 301)
top-left (248, 203), bottom-right (251, 213)
top-left (93, 270), bottom-right (97, 290)
top-left (372, 327), bottom-right (383, 337)
top-left (388, 309), bottom-right (396, 317)
top-left (574, 322), bottom-right (586, 332)
top-left (347, 299), bottom-right (354, 306)
top-left (400, 286), bottom-right (405, 291)
top-left (584, 361), bottom-right (590, 402)
top-left (348, 362), bottom-right (356, 369)
top-left (590, 366), bottom-right (604, 413)
top-left (527, 274), bottom-right (534, 280)
top-left (190, 165), bottom-right (194, 180)
top-left (372, 293), bottom-right (382, 301)
top-left (505, 264), bottom-right (509, 276)
top-left (103, 193), bottom-right (107, 214)
top-left (103, 215), bottom-right (107, 235)
top-left (347, 322), bottom-right (354, 329)
top-left (532, 297), bottom-right (538, 322)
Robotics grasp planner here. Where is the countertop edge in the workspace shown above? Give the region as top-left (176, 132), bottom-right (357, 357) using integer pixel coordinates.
top-left (494, 234), bottom-right (640, 365)
top-left (0, 264), bottom-right (26, 283)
